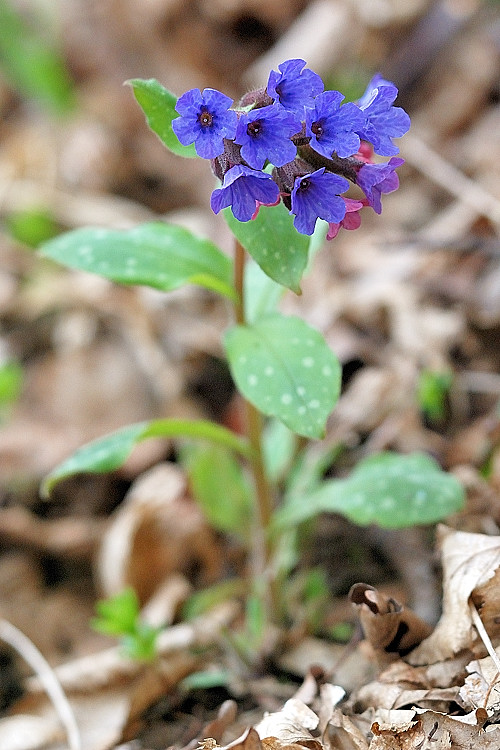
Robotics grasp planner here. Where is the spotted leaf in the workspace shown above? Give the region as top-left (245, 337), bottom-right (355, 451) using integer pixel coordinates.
top-left (39, 223), bottom-right (236, 300)
top-left (224, 313), bottom-right (341, 438)
top-left (276, 452), bottom-right (465, 529)
top-left (41, 419), bottom-right (251, 497)
top-left (224, 201), bottom-right (309, 293)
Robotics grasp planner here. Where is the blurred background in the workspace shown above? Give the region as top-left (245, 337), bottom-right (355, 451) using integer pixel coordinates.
top-left (0, 0), bottom-right (500, 746)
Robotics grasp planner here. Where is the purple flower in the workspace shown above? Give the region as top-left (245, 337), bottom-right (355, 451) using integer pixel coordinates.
top-left (267, 59), bottom-right (324, 116)
top-left (355, 75), bottom-right (410, 157)
top-left (306, 90), bottom-right (365, 159)
top-left (290, 168), bottom-right (349, 235)
top-left (172, 88), bottom-right (238, 159)
top-left (210, 164), bottom-right (280, 222)
top-left (356, 157), bottom-right (404, 214)
top-left (234, 104), bottom-right (300, 169)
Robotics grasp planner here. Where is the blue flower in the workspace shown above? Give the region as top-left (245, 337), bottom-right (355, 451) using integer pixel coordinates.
top-left (355, 75), bottom-right (410, 157)
top-left (234, 104), bottom-right (300, 169)
top-left (356, 157), bottom-right (404, 214)
top-left (267, 59), bottom-right (324, 116)
top-left (290, 168), bottom-right (349, 235)
top-left (210, 165), bottom-right (280, 222)
top-left (306, 90), bottom-right (366, 159)
top-left (172, 88), bottom-right (238, 159)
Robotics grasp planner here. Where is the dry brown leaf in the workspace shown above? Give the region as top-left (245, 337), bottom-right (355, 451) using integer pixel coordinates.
top-left (97, 462), bottom-right (222, 603)
top-left (324, 708), bottom-right (369, 750)
top-left (349, 583), bottom-right (432, 660)
top-left (408, 526), bottom-right (500, 665)
top-left (370, 709), bottom-right (500, 750)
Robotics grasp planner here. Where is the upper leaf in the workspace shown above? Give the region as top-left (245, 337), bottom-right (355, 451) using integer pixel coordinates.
top-left (40, 223), bottom-right (236, 300)
top-left (224, 201), bottom-right (309, 294)
top-left (128, 78), bottom-right (196, 157)
top-left (276, 452), bottom-right (465, 529)
top-left (224, 313), bottom-right (341, 439)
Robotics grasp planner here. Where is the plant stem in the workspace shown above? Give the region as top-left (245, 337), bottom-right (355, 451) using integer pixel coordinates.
top-left (233, 240), bottom-right (276, 619)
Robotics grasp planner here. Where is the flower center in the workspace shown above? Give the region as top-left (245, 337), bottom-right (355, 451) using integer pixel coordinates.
top-left (198, 108), bottom-right (214, 128)
top-left (311, 121), bottom-right (323, 137)
top-left (298, 178), bottom-right (310, 191)
top-left (247, 120), bottom-right (262, 138)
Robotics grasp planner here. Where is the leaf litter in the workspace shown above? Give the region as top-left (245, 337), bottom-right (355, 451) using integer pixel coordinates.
top-left (1, 0), bottom-right (500, 748)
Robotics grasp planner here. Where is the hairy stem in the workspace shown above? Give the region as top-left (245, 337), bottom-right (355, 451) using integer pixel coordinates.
top-left (233, 240), bottom-right (276, 620)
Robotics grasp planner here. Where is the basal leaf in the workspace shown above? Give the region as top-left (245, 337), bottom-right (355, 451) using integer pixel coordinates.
top-left (40, 223), bottom-right (236, 300)
top-left (276, 452), bottom-right (465, 529)
top-left (224, 313), bottom-right (341, 439)
top-left (127, 78), bottom-right (196, 158)
top-left (224, 201), bottom-right (309, 293)
top-left (42, 419), bottom-right (251, 497)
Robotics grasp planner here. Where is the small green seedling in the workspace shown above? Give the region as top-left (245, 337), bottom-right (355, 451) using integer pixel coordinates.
top-left (91, 588), bottom-right (161, 662)
top-left (417, 369), bottom-right (453, 422)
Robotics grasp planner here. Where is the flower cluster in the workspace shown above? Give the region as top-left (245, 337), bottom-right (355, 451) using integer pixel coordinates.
top-left (172, 60), bottom-right (410, 238)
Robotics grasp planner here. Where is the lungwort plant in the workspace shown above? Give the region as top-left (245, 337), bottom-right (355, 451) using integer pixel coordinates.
top-left (40, 60), bottom-right (464, 637)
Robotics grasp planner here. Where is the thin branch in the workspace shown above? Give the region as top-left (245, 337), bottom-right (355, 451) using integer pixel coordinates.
top-left (0, 618), bottom-right (81, 750)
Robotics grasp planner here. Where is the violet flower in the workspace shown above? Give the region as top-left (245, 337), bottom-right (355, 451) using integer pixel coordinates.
top-left (210, 164), bottom-right (280, 222)
top-left (290, 168), bottom-right (349, 235)
top-left (172, 88), bottom-right (238, 159)
top-left (356, 157), bottom-right (404, 214)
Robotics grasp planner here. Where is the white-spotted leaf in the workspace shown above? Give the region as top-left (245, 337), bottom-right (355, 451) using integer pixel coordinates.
top-left (40, 223), bottom-right (235, 299)
top-left (128, 78), bottom-right (196, 158)
top-left (41, 419), bottom-right (250, 497)
top-left (224, 201), bottom-right (309, 293)
top-left (276, 452), bottom-right (465, 529)
top-left (224, 313), bottom-right (341, 439)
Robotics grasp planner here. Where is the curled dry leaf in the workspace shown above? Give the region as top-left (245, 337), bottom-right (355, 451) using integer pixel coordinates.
top-left (369, 708), bottom-right (500, 750)
top-left (349, 583), bottom-right (432, 660)
top-left (97, 461), bottom-right (222, 602)
top-left (408, 526), bottom-right (500, 665)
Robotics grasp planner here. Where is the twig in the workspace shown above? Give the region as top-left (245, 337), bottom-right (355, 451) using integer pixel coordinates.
top-left (403, 132), bottom-right (500, 228)
top-left (0, 618), bottom-right (81, 750)
top-left (469, 600), bottom-right (500, 675)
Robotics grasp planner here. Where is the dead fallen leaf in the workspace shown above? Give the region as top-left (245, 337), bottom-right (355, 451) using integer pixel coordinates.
top-left (408, 526), bottom-right (500, 665)
top-left (97, 462), bottom-right (223, 603)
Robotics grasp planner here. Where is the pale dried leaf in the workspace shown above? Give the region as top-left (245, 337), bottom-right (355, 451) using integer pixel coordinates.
top-left (324, 708), bottom-right (369, 750)
top-left (255, 699), bottom-right (319, 742)
top-left (408, 527), bottom-right (500, 665)
top-left (0, 715), bottom-right (63, 750)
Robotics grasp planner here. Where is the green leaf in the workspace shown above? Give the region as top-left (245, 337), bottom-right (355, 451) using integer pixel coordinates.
top-left (244, 258), bottom-right (285, 324)
top-left (7, 207), bottom-right (59, 248)
top-left (224, 313), bottom-right (341, 439)
top-left (127, 78), bottom-right (196, 158)
top-left (181, 443), bottom-right (252, 539)
top-left (224, 201), bottom-right (309, 293)
top-left (92, 588), bottom-right (140, 636)
top-left (41, 419), bottom-right (251, 497)
top-left (39, 223), bottom-right (236, 300)
top-left (0, 0), bottom-right (75, 114)
top-left (182, 579), bottom-right (246, 620)
top-left (0, 360), bottom-right (22, 407)
top-left (277, 452), bottom-right (465, 529)
top-left (262, 419), bottom-right (296, 484)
